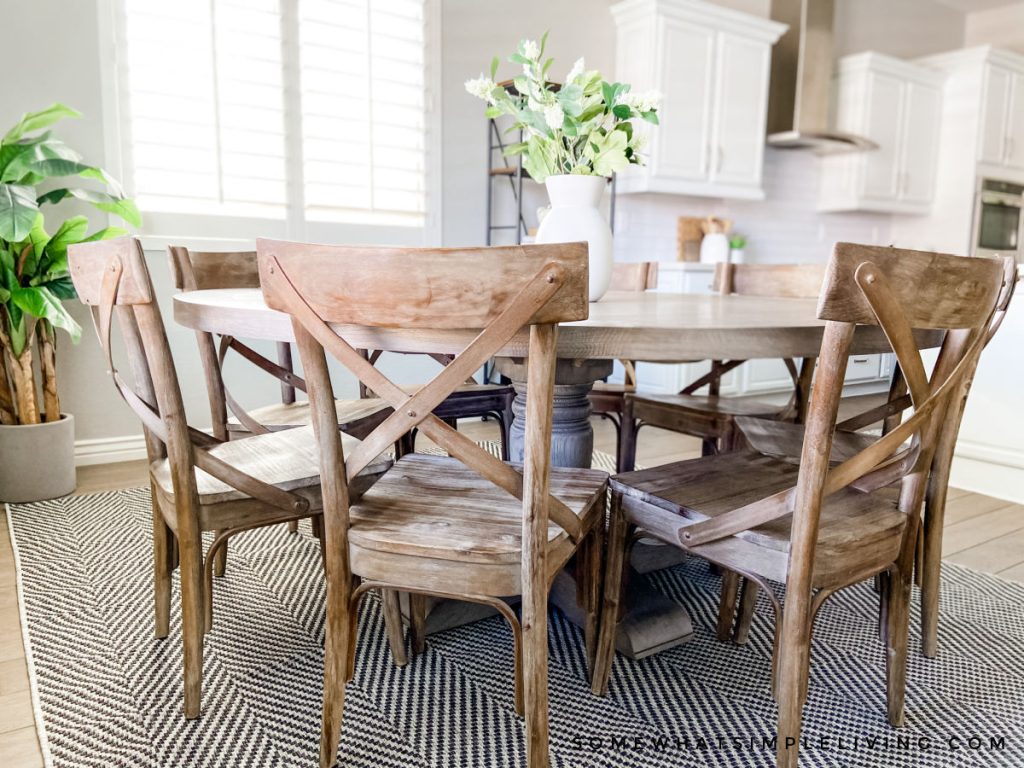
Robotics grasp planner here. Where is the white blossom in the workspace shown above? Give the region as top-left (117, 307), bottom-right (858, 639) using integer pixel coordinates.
top-left (619, 89), bottom-right (662, 113)
top-left (465, 75), bottom-right (497, 103)
top-left (544, 102), bottom-right (565, 130)
top-left (566, 57), bottom-right (585, 83)
top-left (522, 39), bottom-right (540, 60)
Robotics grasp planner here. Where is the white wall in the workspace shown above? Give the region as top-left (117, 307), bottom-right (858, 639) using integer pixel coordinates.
top-left (965, 2), bottom-right (1024, 52)
top-left (6, 0), bottom-right (976, 460)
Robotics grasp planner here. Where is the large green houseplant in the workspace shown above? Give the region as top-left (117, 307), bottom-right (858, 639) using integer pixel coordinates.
top-left (0, 103), bottom-right (139, 500)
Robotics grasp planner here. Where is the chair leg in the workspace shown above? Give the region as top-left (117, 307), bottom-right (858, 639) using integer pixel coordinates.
top-left (381, 589), bottom-right (408, 668)
top-left (522, 577), bottom-right (550, 767)
top-left (287, 520), bottom-right (299, 534)
top-left (179, 535), bottom-right (205, 719)
top-left (409, 593), bottom-right (427, 657)
top-left (592, 492), bottom-right (629, 696)
top-left (734, 579), bottom-right (759, 645)
top-left (321, 569), bottom-right (356, 768)
top-left (774, 596), bottom-right (813, 768)
top-left (921, 486), bottom-right (947, 659)
top-left (500, 397), bottom-right (514, 461)
top-left (152, 497), bottom-right (173, 640)
top-left (716, 571), bottom-right (741, 642)
top-left (580, 522), bottom-right (605, 677)
top-left (618, 407), bottom-right (639, 474)
top-left (887, 517), bottom-right (918, 727)
top-left (213, 529), bottom-right (227, 577)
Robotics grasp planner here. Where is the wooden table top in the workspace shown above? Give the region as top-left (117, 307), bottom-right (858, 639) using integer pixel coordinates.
top-left (173, 288), bottom-right (941, 361)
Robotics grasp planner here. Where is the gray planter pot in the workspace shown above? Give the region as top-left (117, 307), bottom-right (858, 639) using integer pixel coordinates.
top-left (0, 413), bottom-right (76, 503)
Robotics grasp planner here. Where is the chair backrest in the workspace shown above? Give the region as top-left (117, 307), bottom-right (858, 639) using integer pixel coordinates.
top-left (168, 248), bottom-right (260, 291)
top-left (168, 246), bottom-right (299, 439)
top-left (679, 243), bottom-right (1006, 583)
top-left (609, 261), bottom-right (659, 292)
top-left (70, 237), bottom-right (315, 529)
top-left (258, 238), bottom-right (589, 577)
top-left (713, 262), bottom-right (826, 298)
top-left (689, 263), bottom-right (826, 409)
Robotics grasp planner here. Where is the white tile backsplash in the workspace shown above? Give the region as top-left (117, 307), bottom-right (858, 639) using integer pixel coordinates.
top-left (613, 149), bottom-right (893, 264)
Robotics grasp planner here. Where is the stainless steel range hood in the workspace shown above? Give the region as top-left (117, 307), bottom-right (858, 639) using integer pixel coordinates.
top-left (766, 0), bottom-right (877, 154)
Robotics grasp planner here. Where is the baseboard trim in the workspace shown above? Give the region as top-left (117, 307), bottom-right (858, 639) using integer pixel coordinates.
top-left (951, 440), bottom-right (1024, 506)
top-left (74, 435), bottom-right (148, 466)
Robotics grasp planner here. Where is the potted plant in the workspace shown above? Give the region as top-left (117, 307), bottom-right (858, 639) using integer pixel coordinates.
top-left (466, 35), bottom-right (660, 301)
top-left (0, 103), bottom-right (140, 502)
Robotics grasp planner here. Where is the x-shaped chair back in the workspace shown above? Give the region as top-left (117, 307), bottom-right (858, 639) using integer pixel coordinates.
top-left (257, 238), bottom-right (590, 551)
top-left (70, 238), bottom-right (315, 524)
top-left (679, 245), bottom-right (1007, 572)
top-left (168, 246), bottom-right (306, 438)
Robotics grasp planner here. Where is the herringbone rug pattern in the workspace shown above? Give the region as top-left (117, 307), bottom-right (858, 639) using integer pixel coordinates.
top-left (6, 452), bottom-right (1024, 767)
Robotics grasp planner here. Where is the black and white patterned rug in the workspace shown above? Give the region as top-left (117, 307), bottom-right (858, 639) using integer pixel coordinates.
top-left (7, 455), bottom-right (1024, 767)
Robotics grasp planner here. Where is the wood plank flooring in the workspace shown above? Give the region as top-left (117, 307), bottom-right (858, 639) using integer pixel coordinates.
top-left (1, 417), bottom-right (1020, 767)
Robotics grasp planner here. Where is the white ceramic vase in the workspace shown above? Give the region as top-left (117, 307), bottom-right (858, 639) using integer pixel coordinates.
top-left (535, 174), bottom-right (613, 302)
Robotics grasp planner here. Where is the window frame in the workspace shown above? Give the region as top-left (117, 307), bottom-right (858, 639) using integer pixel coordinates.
top-left (96, 0), bottom-right (443, 252)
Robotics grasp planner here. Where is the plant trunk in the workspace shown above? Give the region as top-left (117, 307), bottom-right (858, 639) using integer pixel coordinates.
top-left (0, 360), bottom-right (15, 425)
top-left (38, 323), bottom-right (60, 422)
top-left (5, 344), bottom-right (39, 425)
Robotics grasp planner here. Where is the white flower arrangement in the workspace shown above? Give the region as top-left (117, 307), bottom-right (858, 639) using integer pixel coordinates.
top-left (464, 34), bottom-right (660, 183)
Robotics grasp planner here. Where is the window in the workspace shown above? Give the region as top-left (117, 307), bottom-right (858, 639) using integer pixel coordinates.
top-left (105, 0), bottom-right (437, 241)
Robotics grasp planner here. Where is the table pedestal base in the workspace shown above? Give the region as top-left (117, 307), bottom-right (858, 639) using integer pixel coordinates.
top-left (407, 357), bottom-right (694, 660)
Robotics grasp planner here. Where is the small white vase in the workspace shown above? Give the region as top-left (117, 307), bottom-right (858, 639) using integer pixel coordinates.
top-left (535, 174), bottom-right (613, 302)
top-left (699, 232), bottom-right (730, 264)
top-left (730, 248), bottom-right (745, 264)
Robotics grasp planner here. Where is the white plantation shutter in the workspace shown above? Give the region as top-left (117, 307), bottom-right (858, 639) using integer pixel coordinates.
top-left (299, 0), bottom-right (427, 226)
top-left (112, 0), bottom-right (431, 234)
top-left (120, 0), bottom-right (289, 219)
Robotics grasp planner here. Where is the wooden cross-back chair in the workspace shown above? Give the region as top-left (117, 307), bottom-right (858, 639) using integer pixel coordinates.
top-left (588, 261), bottom-right (659, 472)
top-left (731, 256), bottom-right (1018, 654)
top-left (257, 238), bottom-right (608, 768)
top-left (167, 246), bottom-right (393, 442)
top-left (620, 262), bottom-right (825, 472)
top-left (68, 237), bottom-right (393, 720)
top-left (170, 246), bottom-right (516, 459)
top-left (591, 243), bottom-right (1006, 768)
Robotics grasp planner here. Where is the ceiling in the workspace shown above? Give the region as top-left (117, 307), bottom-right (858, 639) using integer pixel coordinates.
top-left (933, 0), bottom-right (1024, 12)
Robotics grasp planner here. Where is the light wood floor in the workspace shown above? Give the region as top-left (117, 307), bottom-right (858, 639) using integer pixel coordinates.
top-left (2, 417), bottom-right (1022, 767)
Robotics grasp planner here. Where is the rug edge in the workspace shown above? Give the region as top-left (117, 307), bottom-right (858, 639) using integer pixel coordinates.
top-left (5, 501), bottom-right (56, 768)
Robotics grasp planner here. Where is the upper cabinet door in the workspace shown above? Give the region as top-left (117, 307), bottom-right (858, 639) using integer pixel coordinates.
top-left (1005, 72), bottom-right (1024, 170)
top-left (710, 32), bottom-right (771, 188)
top-left (652, 18), bottom-right (716, 182)
top-left (861, 72), bottom-right (904, 202)
top-left (900, 81), bottom-right (942, 205)
top-left (979, 63), bottom-right (1012, 165)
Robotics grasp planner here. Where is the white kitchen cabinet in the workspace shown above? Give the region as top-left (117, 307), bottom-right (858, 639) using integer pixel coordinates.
top-left (979, 62), bottom-right (1024, 170)
top-left (611, 0), bottom-right (785, 200)
top-left (819, 53), bottom-right (944, 215)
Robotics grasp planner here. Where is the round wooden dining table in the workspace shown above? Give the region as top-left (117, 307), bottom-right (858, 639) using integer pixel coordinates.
top-left (173, 287), bottom-right (941, 659)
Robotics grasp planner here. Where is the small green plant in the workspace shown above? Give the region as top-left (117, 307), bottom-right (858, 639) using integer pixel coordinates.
top-left (0, 103), bottom-right (140, 425)
top-left (465, 34), bottom-right (660, 182)
top-left (729, 234), bottom-right (747, 250)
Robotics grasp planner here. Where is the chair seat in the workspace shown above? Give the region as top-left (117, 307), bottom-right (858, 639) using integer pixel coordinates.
top-left (347, 454), bottom-right (607, 594)
top-left (610, 450), bottom-right (907, 587)
top-left (591, 382), bottom-right (634, 394)
top-left (151, 426), bottom-right (391, 506)
top-left (735, 416), bottom-right (877, 463)
top-left (227, 398), bottom-right (392, 436)
top-left (630, 392), bottom-right (789, 418)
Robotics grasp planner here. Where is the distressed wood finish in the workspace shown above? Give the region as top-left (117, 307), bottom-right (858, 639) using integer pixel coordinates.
top-left (591, 243), bottom-right (1005, 768)
top-left (623, 262), bottom-right (825, 469)
top-left (259, 240), bottom-right (606, 768)
top-left (173, 287), bottom-right (942, 361)
top-left (588, 262), bottom-right (659, 472)
top-left (258, 238), bottom-right (590, 328)
top-left (68, 237), bottom-right (391, 720)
